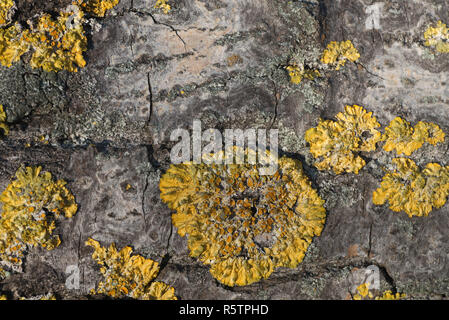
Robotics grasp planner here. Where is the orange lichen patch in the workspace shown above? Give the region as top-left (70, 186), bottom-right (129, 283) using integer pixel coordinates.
top-left (23, 5), bottom-right (87, 72)
top-left (373, 158), bottom-right (449, 217)
top-left (86, 238), bottom-right (177, 300)
top-left (0, 23), bottom-right (30, 67)
top-left (160, 147), bottom-right (326, 287)
top-left (321, 40), bottom-right (360, 70)
top-left (424, 20), bottom-right (449, 53)
top-left (227, 54), bottom-right (243, 67)
top-left (382, 117), bottom-right (445, 156)
top-left (0, 104), bottom-right (8, 136)
top-left (0, 166), bottom-right (77, 272)
top-left (347, 244), bottom-right (359, 258)
top-left (305, 105), bottom-right (381, 174)
top-left (155, 0), bottom-right (171, 14)
top-left (285, 64), bottom-right (320, 84)
top-left (80, 0), bottom-right (120, 17)
top-left (0, 0), bottom-right (14, 26)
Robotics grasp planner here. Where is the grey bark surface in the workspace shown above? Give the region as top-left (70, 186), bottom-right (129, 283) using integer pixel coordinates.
top-left (0, 0), bottom-right (448, 299)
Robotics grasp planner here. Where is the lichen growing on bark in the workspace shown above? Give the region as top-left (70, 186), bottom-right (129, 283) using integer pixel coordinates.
top-left (424, 20), bottom-right (449, 53)
top-left (353, 282), bottom-right (406, 300)
top-left (382, 117), bottom-right (445, 156)
top-left (0, 0), bottom-right (14, 26)
top-left (86, 238), bottom-right (177, 300)
top-left (321, 40), bottom-right (360, 70)
top-left (0, 23), bottom-right (29, 67)
top-left (160, 147), bottom-right (326, 287)
top-left (0, 166), bottom-right (77, 273)
top-left (373, 158), bottom-right (449, 217)
top-left (285, 64), bottom-right (320, 84)
top-left (0, 104), bottom-right (8, 136)
top-left (80, 0), bottom-right (120, 17)
top-left (0, 1), bottom-right (117, 72)
top-left (23, 5), bottom-right (87, 72)
top-left (155, 0), bottom-right (171, 14)
top-left (305, 105), bottom-right (381, 174)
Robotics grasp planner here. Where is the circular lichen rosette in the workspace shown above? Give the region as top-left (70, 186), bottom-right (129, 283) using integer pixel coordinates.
top-left (160, 147), bottom-right (326, 286)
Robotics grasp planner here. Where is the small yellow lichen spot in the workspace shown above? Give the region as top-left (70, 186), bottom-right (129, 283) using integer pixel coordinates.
top-left (0, 166), bottom-right (77, 272)
top-left (321, 40), bottom-right (360, 70)
top-left (382, 117), bottom-right (445, 156)
top-left (81, 0), bottom-right (120, 17)
top-left (0, 23), bottom-right (30, 67)
top-left (355, 283), bottom-right (371, 298)
top-left (155, 0), bottom-right (171, 14)
top-left (160, 147), bottom-right (326, 286)
top-left (0, 104), bottom-right (8, 136)
top-left (353, 283), bottom-right (405, 300)
top-left (0, 294), bottom-right (6, 300)
top-left (373, 158), bottom-right (449, 217)
top-left (424, 21), bottom-right (449, 53)
top-left (0, 0), bottom-right (14, 26)
top-left (86, 238), bottom-right (177, 300)
top-left (285, 64), bottom-right (320, 84)
top-left (375, 290), bottom-right (407, 300)
top-left (305, 105), bottom-right (381, 174)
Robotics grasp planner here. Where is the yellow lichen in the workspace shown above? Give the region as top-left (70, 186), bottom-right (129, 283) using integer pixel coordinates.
top-left (155, 0), bottom-right (171, 14)
top-left (353, 282), bottom-right (406, 300)
top-left (321, 40), bottom-right (360, 70)
top-left (0, 104), bottom-right (8, 136)
top-left (373, 158), bottom-right (449, 217)
top-left (285, 64), bottom-right (320, 84)
top-left (375, 290), bottom-right (407, 300)
top-left (0, 0), bottom-right (14, 26)
top-left (160, 147), bottom-right (326, 287)
top-left (22, 5), bottom-right (87, 72)
top-left (0, 166), bottom-right (77, 272)
top-left (382, 117), bottom-right (445, 156)
top-left (305, 105), bottom-right (381, 174)
top-left (424, 20), bottom-right (449, 53)
top-left (86, 238), bottom-right (177, 300)
top-left (352, 283), bottom-right (373, 300)
top-left (0, 23), bottom-right (30, 67)
top-left (80, 0), bottom-right (120, 17)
